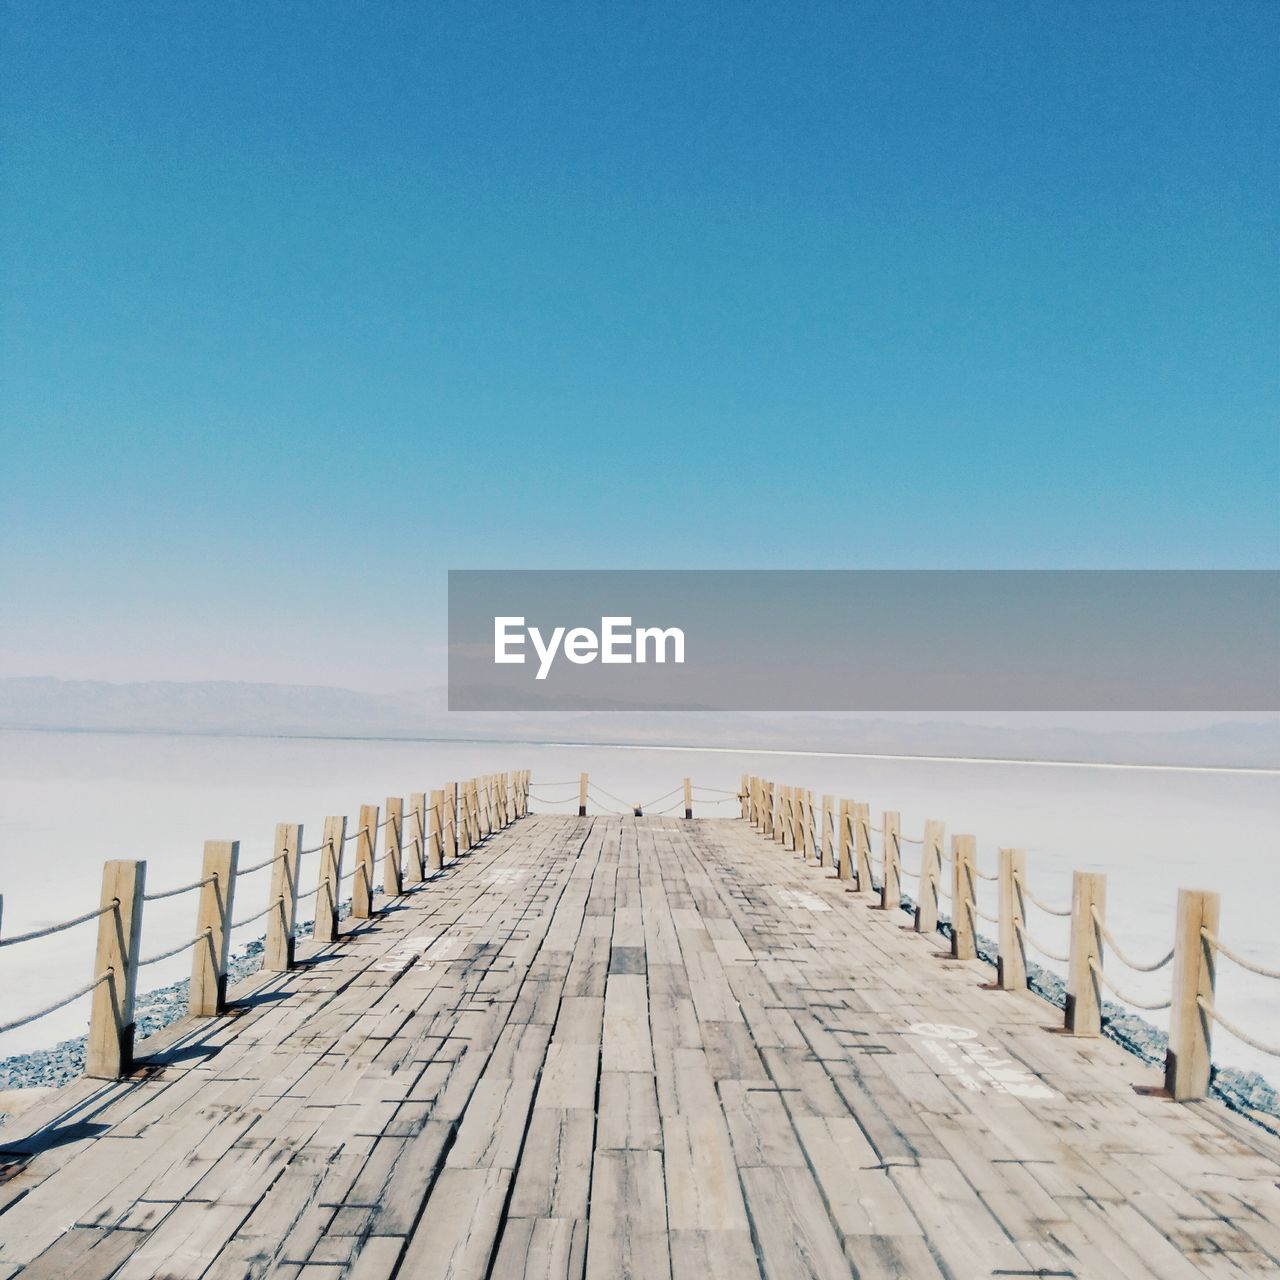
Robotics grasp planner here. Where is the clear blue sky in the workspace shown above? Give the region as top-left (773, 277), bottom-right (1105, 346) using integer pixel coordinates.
top-left (2, 2), bottom-right (1277, 688)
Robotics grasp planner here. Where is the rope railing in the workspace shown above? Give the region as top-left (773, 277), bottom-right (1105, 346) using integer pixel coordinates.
top-left (0, 900), bottom-right (117, 948)
top-left (231, 898), bottom-right (283, 931)
top-left (735, 772), bottom-right (1275, 1101)
top-left (641, 786), bottom-right (683, 808)
top-left (587, 782), bottom-right (636, 810)
top-left (1015, 919), bottom-right (1069, 964)
top-left (0, 768), bottom-right (534, 1073)
top-left (1015, 874), bottom-right (1071, 917)
top-left (652, 801), bottom-right (686, 816)
top-left (0, 972), bottom-right (110, 1036)
top-left (1198, 997), bottom-right (1280, 1058)
top-left (138, 929), bottom-right (210, 968)
top-left (1091, 909), bottom-right (1175, 973)
top-left (236, 851), bottom-right (279, 877)
top-left (143, 874), bottom-right (216, 903)
top-left (1201, 929), bottom-right (1280, 980)
top-left (1090, 960), bottom-right (1173, 1012)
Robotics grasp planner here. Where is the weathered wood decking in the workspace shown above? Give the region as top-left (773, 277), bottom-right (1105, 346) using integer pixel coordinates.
top-left (2, 815), bottom-right (1278, 1279)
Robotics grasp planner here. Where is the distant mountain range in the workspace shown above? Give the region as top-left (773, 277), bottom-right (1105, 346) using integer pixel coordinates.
top-left (0, 677), bottom-right (1276, 769)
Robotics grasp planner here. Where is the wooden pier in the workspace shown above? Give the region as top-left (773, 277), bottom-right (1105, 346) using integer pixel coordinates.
top-left (2, 804), bottom-right (1279, 1278)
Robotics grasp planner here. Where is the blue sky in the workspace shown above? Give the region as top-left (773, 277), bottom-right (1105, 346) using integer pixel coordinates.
top-left (2, 2), bottom-right (1277, 688)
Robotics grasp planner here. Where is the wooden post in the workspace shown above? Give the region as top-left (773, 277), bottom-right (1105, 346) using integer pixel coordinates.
top-left (429, 789), bottom-right (444, 872)
top-left (579, 772), bottom-right (589, 817)
top-left (503, 773), bottom-right (512, 825)
top-left (881, 812), bottom-right (901, 911)
top-left (783, 787), bottom-right (796, 851)
top-left (352, 804), bottom-right (379, 919)
top-left (440, 781), bottom-right (454, 855)
top-left (950, 835), bottom-right (977, 960)
top-left (854, 803), bottom-right (872, 893)
top-left (765, 781), bottom-right (775, 838)
top-left (1165, 888), bottom-right (1220, 1100)
top-left (996, 849), bottom-right (1027, 991)
top-left (740, 774), bottom-right (749, 820)
top-left (479, 776), bottom-right (491, 837)
top-left (820, 796), bottom-right (834, 867)
top-left (1066, 871), bottom-right (1106, 1036)
top-left (383, 797), bottom-right (404, 897)
top-left (838, 800), bottom-right (853, 881)
top-left (801, 792), bottom-right (816, 862)
top-left (264, 823), bottom-right (301, 972)
top-left (189, 840), bottom-right (238, 1018)
top-left (460, 780), bottom-right (472, 848)
top-left (407, 793), bottom-right (427, 883)
top-left (316, 815), bottom-right (345, 943)
top-left (86, 859), bottom-right (146, 1079)
top-left (683, 777), bottom-right (693, 820)
top-left (915, 821), bottom-right (943, 933)
top-left (471, 778), bottom-right (482, 843)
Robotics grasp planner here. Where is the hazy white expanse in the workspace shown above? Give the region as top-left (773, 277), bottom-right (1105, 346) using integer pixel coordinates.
top-left (0, 729), bottom-right (1276, 1079)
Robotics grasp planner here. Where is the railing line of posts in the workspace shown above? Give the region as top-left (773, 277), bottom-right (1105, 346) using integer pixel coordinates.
top-left (0, 767), bottom-right (530, 1081)
top-left (740, 774), bottom-right (1275, 1103)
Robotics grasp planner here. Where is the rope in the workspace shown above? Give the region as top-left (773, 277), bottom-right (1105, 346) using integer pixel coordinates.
top-left (900, 833), bottom-right (924, 845)
top-left (343, 827), bottom-right (372, 844)
top-left (236, 852), bottom-right (278, 877)
top-left (691, 784), bottom-right (738, 796)
top-left (0, 900), bottom-right (117, 948)
top-left (529, 780), bottom-right (580, 789)
top-left (0, 972), bottom-right (110, 1036)
top-left (529, 792), bottom-right (577, 805)
top-left (295, 883), bottom-right (321, 903)
top-left (974, 904), bottom-right (999, 925)
top-left (641, 787), bottom-right (683, 808)
top-left (231, 898), bottom-right (283, 931)
top-left (1089, 960), bottom-right (1172, 1011)
top-left (1198, 997), bottom-right (1280, 1057)
top-left (1016, 876), bottom-right (1071, 917)
top-left (648, 800), bottom-right (685, 816)
top-left (974, 867), bottom-right (998, 882)
top-left (1091, 910), bottom-right (1175, 973)
top-left (588, 782), bottom-right (635, 809)
top-left (1201, 929), bottom-right (1280, 980)
top-left (899, 863), bottom-right (921, 879)
top-left (1015, 920), bottom-right (1069, 964)
top-left (298, 839), bottom-right (328, 856)
top-left (139, 929), bottom-right (210, 968)
top-left (143, 875), bottom-right (215, 903)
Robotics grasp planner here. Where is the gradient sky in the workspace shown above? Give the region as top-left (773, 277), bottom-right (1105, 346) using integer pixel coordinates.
top-left (2, 2), bottom-right (1277, 690)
